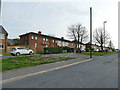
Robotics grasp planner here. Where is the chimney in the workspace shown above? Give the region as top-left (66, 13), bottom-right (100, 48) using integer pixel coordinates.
top-left (38, 31), bottom-right (41, 34)
top-left (61, 37), bottom-right (64, 39)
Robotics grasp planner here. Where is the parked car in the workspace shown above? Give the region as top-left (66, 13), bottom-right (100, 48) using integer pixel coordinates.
top-left (93, 49), bottom-right (99, 52)
top-left (108, 49), bottom-right (112, 52)
top-left (10, 47), bottom-right (34, 56)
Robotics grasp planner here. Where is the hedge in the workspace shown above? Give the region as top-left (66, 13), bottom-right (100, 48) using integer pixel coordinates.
top-left (44, 47), bottom-right (63, 54)
top-left (63, 46), bottom-right (71, 52)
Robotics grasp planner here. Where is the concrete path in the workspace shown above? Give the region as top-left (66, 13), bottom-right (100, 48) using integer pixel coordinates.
top-left (2, 53), bottom-right (91, 81)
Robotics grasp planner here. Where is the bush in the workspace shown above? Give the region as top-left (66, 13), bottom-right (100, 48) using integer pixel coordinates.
top-left (92, 48), bottom-right (94, 51)
top-left (86, 48), bottom-right (90, 52)
top-left (44, 47), bottom-right (63, 54)
top-left (36, 50), bottom-right (45, 54)
top-left (63, 46), bottom-right (71, 52)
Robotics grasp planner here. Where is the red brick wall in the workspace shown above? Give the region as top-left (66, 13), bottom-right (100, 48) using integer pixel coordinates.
top-left (28, 34), bottom-right (57, 51)
top-left (0, 34), bottom-right (8, 53)
top-left (20, 34), bottom-right (75, 52)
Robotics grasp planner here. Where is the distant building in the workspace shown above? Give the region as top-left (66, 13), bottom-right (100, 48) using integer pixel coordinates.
top-left (85, 42), bottom-right (110, 51)
top-left (72, 40), bottom-right (86, 51)
top-left (0, 25), bottom-right (8, 53)
top-left (8, 39), bottom-right (14, 46)
top-left (19, 31), bottom-right (75, 52)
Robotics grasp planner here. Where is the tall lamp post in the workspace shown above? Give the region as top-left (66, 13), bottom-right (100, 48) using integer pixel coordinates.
top-left (90, 7), bottom-right (92, 58)
top-left (103, 21), bottom-right (107, 51)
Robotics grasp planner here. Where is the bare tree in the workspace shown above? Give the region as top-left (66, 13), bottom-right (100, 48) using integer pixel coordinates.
top-left (67, 24), bottom-right (89, 49)
top-left (108, 40), bottom-right (114, 49)
top-left (93, 28), bottom-right (110, 51)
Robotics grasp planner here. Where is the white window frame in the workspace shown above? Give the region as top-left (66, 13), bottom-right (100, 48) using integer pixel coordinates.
top-left (0, 33), bottom-right (4, 39)
top-left (46, 45), bottom-right (48, 47)
top-left (0, 44), bottom-right (4, 49)
top-left (46, 38), bottom-right (48, 41)
top-left (43, 38), bottom-right (45, 41)
top-left (35, 43), bottom-right (37, 48)
top-left (31, 36), bottom-right (34, 40)
top-left (35, 36), bottom-right (37, 40)
top-left (53, 40), bottom-right (54, 42)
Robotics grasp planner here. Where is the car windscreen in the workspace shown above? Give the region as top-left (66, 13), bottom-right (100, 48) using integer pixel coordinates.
top-left (11, 48), bottom-right (16, 50)
top-left (17, 47), bottom-right (27, 50)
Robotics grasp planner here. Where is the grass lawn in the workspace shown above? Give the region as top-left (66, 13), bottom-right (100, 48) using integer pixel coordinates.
top-left (79, 51), bottom-right (118, 56)
top-left (0, 53), bottom-right (11, 56)
top-left (1, 54), bottom-right (76, 71)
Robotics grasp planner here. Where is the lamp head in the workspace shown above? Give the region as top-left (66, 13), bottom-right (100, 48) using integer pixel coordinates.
top-left (104, 21), bottom-right (107, 23)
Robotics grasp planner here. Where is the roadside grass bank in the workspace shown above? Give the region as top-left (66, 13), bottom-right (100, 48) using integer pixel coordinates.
top-left (79, 51), bottom-right (118, 56)
top-left (0, 53), bottom-right (11, 56)
top-left (1, 54), bottom-right (76, 71)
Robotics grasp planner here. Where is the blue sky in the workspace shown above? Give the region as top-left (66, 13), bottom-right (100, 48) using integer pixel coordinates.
top-left (2, 0), bottom-right (119, 48)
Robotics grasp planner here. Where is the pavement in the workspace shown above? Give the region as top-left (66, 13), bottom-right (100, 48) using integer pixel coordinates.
top-left (2, 53), bottom-right (118, 88)
top-left (2, 53), bottom-right (91, 82)
top-left (0, 55), bottom-right (13, 59)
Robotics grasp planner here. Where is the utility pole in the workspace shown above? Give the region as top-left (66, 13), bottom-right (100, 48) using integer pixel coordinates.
top-left (90, 7), bottom-right (92, 58)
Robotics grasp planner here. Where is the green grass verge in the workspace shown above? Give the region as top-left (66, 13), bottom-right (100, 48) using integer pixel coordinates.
top-left (1, 55), bottom-right (76, 71)
top-left (0, 53), bottom-right (11, 56)
top-left (79, 51), bottom-right (118, 56)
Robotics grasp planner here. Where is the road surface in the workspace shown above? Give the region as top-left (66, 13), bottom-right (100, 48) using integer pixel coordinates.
top-left (3, 53), bottom-right (118, 88)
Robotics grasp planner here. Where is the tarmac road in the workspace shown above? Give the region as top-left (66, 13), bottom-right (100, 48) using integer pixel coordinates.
top-left (2, 53), bottom-right (118, 88)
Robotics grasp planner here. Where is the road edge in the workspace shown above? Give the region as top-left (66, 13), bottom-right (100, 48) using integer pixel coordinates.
top-left (1, 58), bottom-right (93, 85)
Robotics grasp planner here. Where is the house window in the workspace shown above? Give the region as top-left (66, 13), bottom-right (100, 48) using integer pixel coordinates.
top-left (35, 43), bottom-right (37, 48)
top-left (35, 36), bottom-right (37, 40)
top-left (46, 38), bottom-right (48, 41)
top-left (46, 45), bottom-right (48, 47)
top-left (0, 45), bottom-right (4, 49)
top-left (0, 33), bottom-right (4, 39)
top-left (43, 38), bottom-right (45, 41)
top-left (53, 40), bottom-right (54, 42)
top-left (31, 36), bottom-right (34, 40)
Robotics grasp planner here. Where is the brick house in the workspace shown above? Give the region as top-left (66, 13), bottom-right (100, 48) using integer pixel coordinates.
top-left (85, 42), bottom-right (110, 51)
top-left (19, 31), bottom-right (75, 52)
top-left (72, 40), bottom-right (86, 51)
top-left (0, 25), bottom-right (8, 53)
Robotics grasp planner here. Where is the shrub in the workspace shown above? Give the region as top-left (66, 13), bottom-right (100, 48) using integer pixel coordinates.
top-left (86, 48), bottom-right (90, 52)
top-left (44, 47), bottom-right (63, 54)
top-left (92, 48), bottom-right (94, 51)
top-left (63, 46), bottom-right (71, 52)
top-left (36, 50), bottom-right (45, 54)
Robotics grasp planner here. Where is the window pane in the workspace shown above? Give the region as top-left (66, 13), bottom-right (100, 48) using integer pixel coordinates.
top-left (0, 33), bottom-right (2, 39)
top-left (35, 36), bottom-right (37, 40)
top-left (0, 45), bottom-right (4, 48)
top-left (35, 43), bottom-right (37, 48)
top-left (0, 34), bottom-right (4, 39)
top-left (31, 36), bottom-right (34, 39)
top-left (2, 34), bottom-right (4, 39)
top-left (43, 38), bottom-right (45, 41)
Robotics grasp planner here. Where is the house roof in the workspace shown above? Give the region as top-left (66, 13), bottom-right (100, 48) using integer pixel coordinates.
top-left (8, 39), bottom-right (14, 45)
top-left (85, 42), bottom-right (101, 47)
top-left (72, 40), bottom-right (85, 45)
top-left (0, 25), bottom-right (8, 35)
top-left (19, 32), bottom-right (72, 43)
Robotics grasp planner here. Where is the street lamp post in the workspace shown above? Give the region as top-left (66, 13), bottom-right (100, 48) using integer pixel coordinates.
top-left (103, 21), bottom-right (107, 51)
top-left (90, 7), bottom-right (92, 58)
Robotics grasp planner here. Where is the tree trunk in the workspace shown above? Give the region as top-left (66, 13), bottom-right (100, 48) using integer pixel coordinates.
top-left (101, 44), bottom-right (103, 51)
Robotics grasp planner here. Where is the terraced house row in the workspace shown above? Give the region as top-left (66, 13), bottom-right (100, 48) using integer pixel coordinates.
top-left (19, 31), bottom-right (110, 52)
top-left (19, 31), bottom-right (77, 52)
top-left (0, 24), bottom-right (110, 53)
